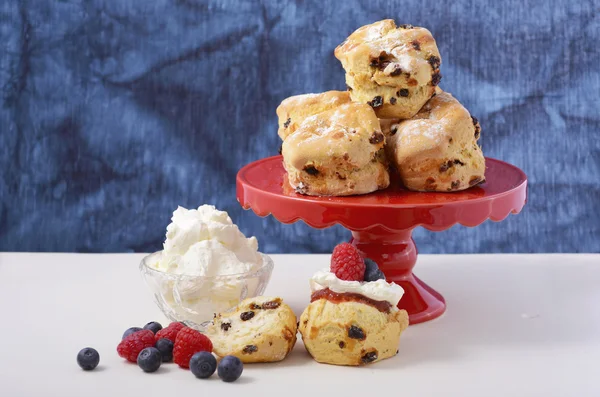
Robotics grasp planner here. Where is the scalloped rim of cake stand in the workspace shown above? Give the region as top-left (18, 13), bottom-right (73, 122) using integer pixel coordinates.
top-left (236, 156), bottom-right (527, 233)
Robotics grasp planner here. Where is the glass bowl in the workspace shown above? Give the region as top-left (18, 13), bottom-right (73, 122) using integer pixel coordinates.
top-left (139, 251), bottom-right (274, 329)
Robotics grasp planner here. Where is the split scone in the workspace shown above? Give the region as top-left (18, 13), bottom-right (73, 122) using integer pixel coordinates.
top-left (386, 91), bottom-right (486, 192)
top-left (206, 296), bottom-right (297, 363)
top-left (335, 19), bottom-right (441, 119)
top-left (281, 102), bottom-right (389, 196)
top-left (299, 268), bottom-right (409, 366)
top-left (276, 91), bottom-right (351, 141)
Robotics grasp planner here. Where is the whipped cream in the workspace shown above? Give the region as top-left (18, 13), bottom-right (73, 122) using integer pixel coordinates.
top-left (147, 205), bottom-right (268, 326)
top-left (310, 269), bottom-right (404, 306)
top-left (154, 205), bottom-right (263, 275)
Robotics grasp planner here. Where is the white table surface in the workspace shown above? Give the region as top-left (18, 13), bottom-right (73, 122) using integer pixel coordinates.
top-left (1, 253), bottom-right (599, 397)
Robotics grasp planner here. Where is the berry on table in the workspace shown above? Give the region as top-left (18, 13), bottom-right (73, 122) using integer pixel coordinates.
top-left (117, 329), bottom-right (156, 363)
top-left (155, 338), bottom-right (174, 362)
top-left (137, 347), bottom-right (162, 373)
top-left (77, 347), bottom-right (100, 370)
top-left (217, 355), bottom-right (243, 382)
top-left (330, 243), bottom-right (365, 281)
top-left (189, 351), bottom-right (217, 379)
top-left (155, 322), bottom-right (186, 343)
top-left (122, 327), bottom-right (142, 339)
top-left (364, 258), bottom-right (386, 282)
top-left (173, 328), bottom-right (213, 368)
top-left (143, 321), bottom-right (163, 334)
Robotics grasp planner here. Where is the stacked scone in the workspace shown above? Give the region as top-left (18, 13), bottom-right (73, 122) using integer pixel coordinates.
top-left (278, 92), bottom-right (389, 196)
top-left (277, 19), bottom-right (485, 194)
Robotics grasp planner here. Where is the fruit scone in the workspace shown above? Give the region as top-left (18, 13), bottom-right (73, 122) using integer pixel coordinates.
top-left (281, 102), bottom-right (389, 196)
top-left (276, 91), bottom-right (351, 141)
top-left (335, 19), bottom-right (442, 119)
top-left (299, 243), bottom-right (409, 366)
top-left (386, 90), bottom-right (486, 192)
top-left (206, 296), bottom-right (298, 363)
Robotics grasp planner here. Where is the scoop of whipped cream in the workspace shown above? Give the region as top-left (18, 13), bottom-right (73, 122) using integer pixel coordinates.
top-left (154, 205), bottom-right (262, 275)
top-left (310, 269), bottom-right (404, 306)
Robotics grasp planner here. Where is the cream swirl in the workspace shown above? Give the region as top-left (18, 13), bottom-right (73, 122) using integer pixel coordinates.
top-left (154, 205), bottom-right (262, 275)
top-left (309, 269), bottom-right (404, 306)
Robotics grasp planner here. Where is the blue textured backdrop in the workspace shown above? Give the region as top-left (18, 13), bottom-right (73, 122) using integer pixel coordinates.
top-left (1, 0), bottom-right (599, 253)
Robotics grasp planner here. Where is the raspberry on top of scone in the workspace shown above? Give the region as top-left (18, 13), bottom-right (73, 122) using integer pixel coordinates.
top-left (311, 242), bottom-right (405, 307)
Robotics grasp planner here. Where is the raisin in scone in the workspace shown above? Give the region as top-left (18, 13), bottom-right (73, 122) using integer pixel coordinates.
top-left (379, 118), bottom-right (401, 140)
top-left (276, 91), bottom-right (351, 141)
top-left (379, 89), bottom-right (443, 138)
top-left (281, 102), bottom-right (389, 196)
top-left (335, 19), bottom-right (441, 119)
top-left (206, 296), bottom-right (297, 363)
top-left (299, 292), bottom-right (409, 366)
top-left (386, 90), bottom-right (485, 192)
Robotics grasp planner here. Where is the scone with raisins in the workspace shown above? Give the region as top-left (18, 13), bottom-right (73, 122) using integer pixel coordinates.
top-left (282, 102), bottom-right (389, 196)
top-left (206, 296), bottom-right (297, 363)
top-left (386, 90), bottom-right (485, 191)
top-left (276, 91), bottom-right (351, 141)
top-left (299, 290), bottom-right (409, 366)
top-left (335, 19), bottom-right (441, 119)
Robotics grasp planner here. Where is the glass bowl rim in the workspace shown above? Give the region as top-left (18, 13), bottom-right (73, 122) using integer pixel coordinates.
top-left (139, 251), bottom-right (274, 281)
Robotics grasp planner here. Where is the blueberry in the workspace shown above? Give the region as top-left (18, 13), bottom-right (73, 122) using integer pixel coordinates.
top-left (137, 347), bottom-right (162, 373)
top-left (190, 351), bottom-right (217, 379)
top-left (155, 338), bottom-right (174, 362)
top-left (122, 327), bottom-right (142, 339)
top-left (217, 355), bottom-right (243, 382)
top-left (364, 258), bottom-right (385, 282)
top-left (77, 347), bottom-right (100, 370)
top-left (143, 321), bottom-right (163, 334)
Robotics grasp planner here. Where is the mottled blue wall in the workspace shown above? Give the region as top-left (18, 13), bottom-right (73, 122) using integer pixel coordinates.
top-left (1, 0), bottom-right (599, 253)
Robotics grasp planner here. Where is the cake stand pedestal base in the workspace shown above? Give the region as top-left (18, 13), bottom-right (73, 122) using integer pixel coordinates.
top-left (351, 227), bottom-right (445, 324)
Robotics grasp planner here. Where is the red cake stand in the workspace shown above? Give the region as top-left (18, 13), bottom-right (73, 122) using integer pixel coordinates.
top-left (236, 156), bottom-right (527, 324)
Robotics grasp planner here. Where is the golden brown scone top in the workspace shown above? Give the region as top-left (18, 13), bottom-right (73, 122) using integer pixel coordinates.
top-left (386, 90), bottom-right (485, 192)
top-left (282, 102), bottom-right (385, 171)
top-left (335, 20), bottom-right (441, 87)
top-left (276, 91), bottom-right (351, 141)
top-left (392, 91), bottom-right (478, 160)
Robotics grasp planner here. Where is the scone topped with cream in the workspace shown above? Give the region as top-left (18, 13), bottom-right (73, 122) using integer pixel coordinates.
top-left (299, 243), bottom-right (409, 366)
top-left (281, 102), bottom-right (389, 196)
top-left (335, 19), bottom-right (441, 119)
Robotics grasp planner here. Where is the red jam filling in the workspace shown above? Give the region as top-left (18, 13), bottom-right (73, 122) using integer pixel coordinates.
top-left (310, 288), bottom-right (392, 313)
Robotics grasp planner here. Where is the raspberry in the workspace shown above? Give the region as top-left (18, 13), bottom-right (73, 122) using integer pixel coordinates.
top-left (117, 330), bottom-right (155, 363)
top-left (173, 327), bottom-right (213, 368)
top-left (330, 243), bottom-right (365, 281)
top-left (155, 322), bottom-right (186, 343)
